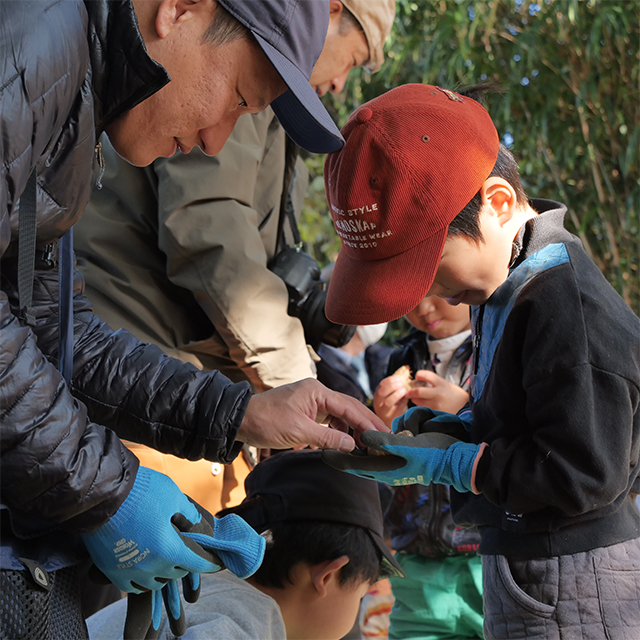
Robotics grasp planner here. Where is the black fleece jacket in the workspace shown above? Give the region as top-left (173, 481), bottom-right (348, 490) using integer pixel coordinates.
top-left (451, 200), bottom-right (640, 558)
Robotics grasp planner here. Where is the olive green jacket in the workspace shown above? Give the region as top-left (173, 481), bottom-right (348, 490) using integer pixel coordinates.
top-left (75, 109), bottom-right (314, 391)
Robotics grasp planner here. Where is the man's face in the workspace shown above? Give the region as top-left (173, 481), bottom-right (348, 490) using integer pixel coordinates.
top-left (310, 14), bottom-right (370, 96)
top-left (107, 5), bottom-right (286, 166)
top-left (427, 207), bottom-right (513, 307)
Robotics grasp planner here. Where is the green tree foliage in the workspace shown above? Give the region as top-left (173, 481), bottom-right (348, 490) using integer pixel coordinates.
top-left (300, 0), bottom-right (640, 331)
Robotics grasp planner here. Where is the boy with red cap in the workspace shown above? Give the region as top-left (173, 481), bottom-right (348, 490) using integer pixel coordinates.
top-left (322, 84), bottom-right (640, 639)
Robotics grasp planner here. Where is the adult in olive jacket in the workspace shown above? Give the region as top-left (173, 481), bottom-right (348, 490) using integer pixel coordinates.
top-left (77, 113), bottom-right (312, 389)
top-left (0, 0), bottom-right (387, 636)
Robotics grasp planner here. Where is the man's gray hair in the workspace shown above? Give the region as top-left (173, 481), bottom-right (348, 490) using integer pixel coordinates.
top-left (203, 3), bottom-right (251, 47)
top-left (339, 4), bottom-right (363, 35)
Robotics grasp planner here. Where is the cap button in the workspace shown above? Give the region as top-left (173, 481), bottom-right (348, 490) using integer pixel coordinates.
top-left (355, 107), bottom-right (373, 124)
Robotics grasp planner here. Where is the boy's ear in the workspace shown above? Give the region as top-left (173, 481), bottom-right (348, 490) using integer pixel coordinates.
top-left (155, 0), bottom-right (206, 39)
top-left (480, 177), bottom-right (517, 225)
top-left (310, 555), bottom-right (350, 598)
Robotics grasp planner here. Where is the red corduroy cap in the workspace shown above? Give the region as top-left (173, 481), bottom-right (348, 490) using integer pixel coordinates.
top-left (324, 84), bottom-right (500, 325)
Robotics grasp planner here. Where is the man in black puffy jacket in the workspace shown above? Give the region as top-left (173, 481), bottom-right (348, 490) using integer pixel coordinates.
top-left (0, 1), bottom-right (387, 638)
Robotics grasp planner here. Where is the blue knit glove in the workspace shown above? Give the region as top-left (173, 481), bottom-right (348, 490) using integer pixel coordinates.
top-left (323, 407), bottom-right (486, 493)
top-left (82, 466), bottom-right (265, 638)
top-left (124, 509), bottom-right (266, 639)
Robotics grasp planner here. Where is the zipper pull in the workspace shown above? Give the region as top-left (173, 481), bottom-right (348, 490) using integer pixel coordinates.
top-left (95, 141), bottom-right (105, 190)
top-left (473, 305), bottom-right (485, 375)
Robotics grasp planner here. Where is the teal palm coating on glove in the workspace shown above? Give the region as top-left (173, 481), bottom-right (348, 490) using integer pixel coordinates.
top-left (360, 430), bottom-right (482, 492)
top-left (322, 413), bottom-right (485, 494)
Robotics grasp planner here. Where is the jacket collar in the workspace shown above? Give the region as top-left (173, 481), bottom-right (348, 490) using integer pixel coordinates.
top-left (395, 327), bottom-right (426, 349)
top-left (513, 199), bottom-right (568, 269)
top-left (86, 0), bottom-right (171, 134)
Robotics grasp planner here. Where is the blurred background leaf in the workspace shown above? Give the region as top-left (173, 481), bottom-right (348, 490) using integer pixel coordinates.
top-left (299, 0), bottom-right (639, 342)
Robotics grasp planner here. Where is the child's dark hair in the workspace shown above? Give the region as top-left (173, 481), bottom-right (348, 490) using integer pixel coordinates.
top-left (250, 520), bottom-right (384, 589)
top-left (448, 84), bottom-right (528, 242)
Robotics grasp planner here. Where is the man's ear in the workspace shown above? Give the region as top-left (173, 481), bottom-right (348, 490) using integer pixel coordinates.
top-left (310, 555), bottom-right (350, 598)
top-left (480, 177), bottom-right (517, 226)
top-left (329, 0), bottom-right (345, 19)
top-left (155, 0), bottom-right (206, 39)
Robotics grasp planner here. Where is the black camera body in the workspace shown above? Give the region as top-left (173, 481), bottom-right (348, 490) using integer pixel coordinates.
top-left (269, 247), bottom-right (355, 348)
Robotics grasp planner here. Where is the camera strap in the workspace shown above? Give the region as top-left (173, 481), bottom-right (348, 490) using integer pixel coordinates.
top-left (274, 136), bottom-right (302, 256)
top-left (16, 168), bottom-right (74, 384)
top-left (17, 170), bottom-right (38, 327)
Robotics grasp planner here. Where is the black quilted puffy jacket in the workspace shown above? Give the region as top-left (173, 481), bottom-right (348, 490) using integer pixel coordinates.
top-left (0, 0), bottom-right (252, 544)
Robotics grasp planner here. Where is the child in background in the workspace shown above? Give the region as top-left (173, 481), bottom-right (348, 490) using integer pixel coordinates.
top-left (374, 296), bottom-right (473, 423)
top-left (322, 83), bottom-right (640, 639)
top-left (374, 296), bottom-right (483, 639)
top-left (317, 322), bottom-right (391, 406)
top-left (87, 449), bottom-right (404, 640)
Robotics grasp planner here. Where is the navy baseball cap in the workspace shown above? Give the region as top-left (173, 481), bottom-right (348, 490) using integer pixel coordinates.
top-left (217, 449), bottom-right (404, 579)
top-left (216, 0), bottom-right (344, 153)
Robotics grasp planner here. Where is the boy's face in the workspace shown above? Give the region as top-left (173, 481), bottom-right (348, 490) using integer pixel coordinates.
top-left (405, 295), bottom-right (471, 339)
top-left (306, 577), bottom-right (371, 639)
top-left (427, 205), bottom-right (514, 306)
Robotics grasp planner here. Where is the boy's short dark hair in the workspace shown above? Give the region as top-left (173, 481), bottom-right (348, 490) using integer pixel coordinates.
top-left (251, 520), bottom-right (383, 589)
top-left (446, 85), bottom-right (528, 243)
top-left (448, 143), bottom-right (528, 242)
top-left (217, 449), bottom-right (404, 585)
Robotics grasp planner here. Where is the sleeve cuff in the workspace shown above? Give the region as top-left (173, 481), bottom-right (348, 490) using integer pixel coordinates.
top-left (470, 442), bottom-right (490, 495)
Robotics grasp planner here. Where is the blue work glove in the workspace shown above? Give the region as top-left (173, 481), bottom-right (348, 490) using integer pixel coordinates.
top-left (322, 407), bottom-right (487, 493)
top-left (123, 508), bottom-right (265, 639)
top-left (82, 466), bottom-right (265, 638)
top-left (86, 563), bottom-right (197, 639)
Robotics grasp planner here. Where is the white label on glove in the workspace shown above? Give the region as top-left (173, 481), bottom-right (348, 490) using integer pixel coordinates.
top-left (114, 538), bottom-right (150, 568)
top-left (393, 475), bottom-right (424, 486)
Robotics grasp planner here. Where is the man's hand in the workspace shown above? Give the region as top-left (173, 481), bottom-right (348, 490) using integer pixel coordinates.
top-left (237, 378), bottom-right (390, 451)
top-left (406, 370), bottom-right (469, 414)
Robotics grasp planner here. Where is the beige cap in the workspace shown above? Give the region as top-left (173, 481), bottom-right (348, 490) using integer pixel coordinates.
top-left (342, 0), bottom-right (396, 73)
